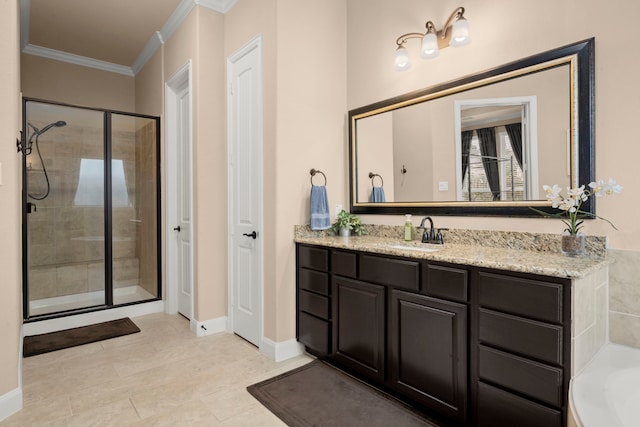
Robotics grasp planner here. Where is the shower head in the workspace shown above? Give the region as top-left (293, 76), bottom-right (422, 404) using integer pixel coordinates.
top-left (38, 120), bottom-right (67, 135)
top-left (28, 120), bottom-right (66, 136)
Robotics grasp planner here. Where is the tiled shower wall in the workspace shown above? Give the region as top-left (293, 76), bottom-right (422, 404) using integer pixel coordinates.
top-left (134, 121), bottom-right (158, 297)
top-left (608, 249), bottom-right (640, 348)
top-left (28, 124), bottom-right (140, 300)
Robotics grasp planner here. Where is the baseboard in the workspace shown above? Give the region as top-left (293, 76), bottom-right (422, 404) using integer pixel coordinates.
top-left (261, 337), bottom-right (304, 362)
top-left (192, 316), bottom-right (227, 337)
top-left (0, 387), bottom-right (22, 423)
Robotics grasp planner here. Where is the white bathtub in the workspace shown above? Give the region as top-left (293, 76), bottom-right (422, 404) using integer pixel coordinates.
top-left (571, 343), bottom-right (640, 427)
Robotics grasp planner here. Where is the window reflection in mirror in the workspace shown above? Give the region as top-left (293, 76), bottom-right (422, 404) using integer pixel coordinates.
top-left (455, 98), bottom-right (537, 202)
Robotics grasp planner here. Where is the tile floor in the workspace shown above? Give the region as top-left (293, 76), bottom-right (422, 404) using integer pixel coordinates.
top-left (1, 313), bottom-right (313, 426)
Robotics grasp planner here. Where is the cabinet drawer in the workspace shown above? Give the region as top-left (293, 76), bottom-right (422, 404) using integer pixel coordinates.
top-left (477, 382), bottom-right (562, 427)
top-left (423, 264), bottom-right (468, 302)
top-left (360, 255), bottom-right (419, 291)
top-left (479, 309), bottom-right (562, 365)
top-left (298, 245), bottom-right (329, 271)
top-left (298, 268), bottom-right (329, 295)
top-left (332, 250), bottom-right (357, 278)
top-left (479, 345), bottom-right (563, 407)
top-left (478, 272), bottom-right (563, 323)
top-left (298, 311), bottom-right (330, 355)
top-left (299, 290), bottom-right (330, 319)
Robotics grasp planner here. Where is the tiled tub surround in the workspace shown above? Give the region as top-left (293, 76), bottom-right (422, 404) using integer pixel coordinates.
top-left (294, 224), bottom-right (609, 376)
top-left (608, 249), bottom-right (640, 348)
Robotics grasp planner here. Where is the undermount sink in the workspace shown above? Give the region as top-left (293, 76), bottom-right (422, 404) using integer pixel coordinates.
top-left (387, 244), bottom-right (442, 253)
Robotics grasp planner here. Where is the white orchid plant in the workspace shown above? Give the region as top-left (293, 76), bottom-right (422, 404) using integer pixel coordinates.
top-left (538, 179), bottom-right (623, 235)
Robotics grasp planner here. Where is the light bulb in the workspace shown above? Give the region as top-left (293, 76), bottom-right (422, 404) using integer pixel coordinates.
top-left (421, 32), bottom-right (439, 59)
top-left (450, 18), bottom-right (471, 47)
top-left (394, 46), bottom-right (411, 71)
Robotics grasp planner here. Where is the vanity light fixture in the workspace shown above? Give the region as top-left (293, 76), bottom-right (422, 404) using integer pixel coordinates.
top-left (394, 6), bottom-right (471, 71)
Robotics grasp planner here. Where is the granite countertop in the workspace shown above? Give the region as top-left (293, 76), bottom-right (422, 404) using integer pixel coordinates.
top-left (294, 226), bottom-right (611, 279)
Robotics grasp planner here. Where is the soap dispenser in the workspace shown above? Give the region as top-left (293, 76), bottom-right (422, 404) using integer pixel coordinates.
top-left (404, 214), bottom-right (413, 241)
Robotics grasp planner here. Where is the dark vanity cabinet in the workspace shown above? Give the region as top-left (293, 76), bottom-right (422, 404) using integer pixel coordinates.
top-left (389, 290), bottom-right (467, 422)
top-left (296, 244), bottom-right (469, 425)
top-left (473, 271), bottom-right (571, 427)
top-left (333, 276), bottom-right (386, 383)
top-left (296, 245), bottom-right (331, 356)
top-left (295, 243), bottom-right (571, 427)
top-left (389, 263), bottom-right (469, 422)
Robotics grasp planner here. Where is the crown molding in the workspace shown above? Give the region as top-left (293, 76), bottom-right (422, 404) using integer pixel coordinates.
top-left (197, 0), bottom-right (239, 14)
top-left (131, 31), bottom-right (164, 75)
top-left (20, 0), bottom-right (238, 77)
top-left (22, 44), bottom-right (135, 77)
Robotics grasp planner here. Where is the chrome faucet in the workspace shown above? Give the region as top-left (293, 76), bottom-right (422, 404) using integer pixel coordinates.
top-left (418, 216), bottom-right (444, 244)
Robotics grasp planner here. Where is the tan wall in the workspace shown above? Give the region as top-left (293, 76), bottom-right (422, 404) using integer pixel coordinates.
top-left (158, 7), bottom-right (227, 322)
top-left (21, 55), bottom-right (135, 112)
top-left (135, 49), bottom-right (163, 117)
top-left (0, 0), bottom-right (22, 401)
top-left (393, 102), bottom-right (436, 201)
top-left (225, 0), bottom-right (347, 341)
top-left (273, 0), bottom-right (347, 341)
top-left (192, 8), bottom-right (226, 321)
top-left (357, 113), bottom-right (394, 202)
top-left (347, 0), bottom-right (640, 251)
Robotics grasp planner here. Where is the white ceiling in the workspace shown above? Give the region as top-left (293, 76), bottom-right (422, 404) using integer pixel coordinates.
top-left (20, 0), bottom-right (237, 76)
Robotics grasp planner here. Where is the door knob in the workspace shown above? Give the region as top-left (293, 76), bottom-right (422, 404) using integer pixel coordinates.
top-left (173, 226), bottom-right (181, 232)
top-left (243, 231), bottom-right (257, 239)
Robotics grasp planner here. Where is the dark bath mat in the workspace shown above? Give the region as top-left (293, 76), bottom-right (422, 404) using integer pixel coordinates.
top-left (247, 359), bottom-right (443, 427)
top-left (23, 317), bottom-right (140, 357)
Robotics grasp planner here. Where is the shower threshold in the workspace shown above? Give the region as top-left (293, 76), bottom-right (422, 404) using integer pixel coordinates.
top-left (29, 285), bottom-right (155, 317)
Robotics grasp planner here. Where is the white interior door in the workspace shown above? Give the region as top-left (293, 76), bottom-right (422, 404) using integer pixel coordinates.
top-left (228, 36), bottom-right (263, 347)
top-left (166, 64), bottom-right (193, 320)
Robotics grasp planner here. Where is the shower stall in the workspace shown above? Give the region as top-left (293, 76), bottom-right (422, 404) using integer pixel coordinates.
top-left (21, 99), bottom-right (161, 320)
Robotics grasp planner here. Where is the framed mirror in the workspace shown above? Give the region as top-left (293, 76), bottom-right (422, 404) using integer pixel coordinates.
top-left (349, 38), bottom-right (594, 216)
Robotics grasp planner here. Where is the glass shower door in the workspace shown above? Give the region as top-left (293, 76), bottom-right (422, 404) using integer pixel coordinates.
top-left (25, 101), bottom-right (106, 316)
top-left (111, 113), bottom-right (159, 304)
top-left (23, 100), bottom-right (161, 319)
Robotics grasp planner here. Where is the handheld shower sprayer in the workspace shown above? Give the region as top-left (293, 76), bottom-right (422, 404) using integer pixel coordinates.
top-left (28, 120), bottom-right (66, 137)
top-left (26, 120), bottom-right (67, 201)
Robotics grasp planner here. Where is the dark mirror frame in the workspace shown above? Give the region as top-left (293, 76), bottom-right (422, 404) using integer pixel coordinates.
top-left (348, 38), bottom-right (595, 217)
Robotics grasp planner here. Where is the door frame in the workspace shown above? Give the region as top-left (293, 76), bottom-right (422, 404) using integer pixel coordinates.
top-left (165, 61), bottom-right (194, 319)
top-left (226, 35), bottom-right (264, 345)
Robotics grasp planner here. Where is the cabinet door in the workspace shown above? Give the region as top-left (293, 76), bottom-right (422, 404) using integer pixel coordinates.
top-left (332, 277), bottom-right (386, 383)
top-left (389, 290), bottom-right (467, 423)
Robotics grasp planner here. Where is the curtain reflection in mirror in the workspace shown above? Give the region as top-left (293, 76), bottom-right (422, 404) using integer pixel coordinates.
top-left (462, 126), bottom-right (524, 202)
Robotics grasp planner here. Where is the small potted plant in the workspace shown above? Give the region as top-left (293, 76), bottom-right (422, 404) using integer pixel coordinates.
top-left (535, 178), bottom-right (622, 256)
top-left (331, 210), bottom-right (366, 237)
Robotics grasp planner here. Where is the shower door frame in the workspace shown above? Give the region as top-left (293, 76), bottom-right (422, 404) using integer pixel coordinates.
top-left (21, 98), bottom-right (162, 321)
